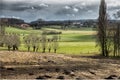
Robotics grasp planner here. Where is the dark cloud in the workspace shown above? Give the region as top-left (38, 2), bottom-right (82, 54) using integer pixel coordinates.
top-left (0, 0), bottom-right (120, 22)
top-left (55, 3), bottom-right (99, 17)
top-left (0, 1), bottom-right (48, 11)
top-left (55, 8), bottom-right (74, 15)
top-left (108, 6), bottom-right (120, 11)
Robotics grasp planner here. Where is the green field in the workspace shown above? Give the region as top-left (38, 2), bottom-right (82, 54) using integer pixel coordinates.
top-left (1, 27), bottom-right (99, 55)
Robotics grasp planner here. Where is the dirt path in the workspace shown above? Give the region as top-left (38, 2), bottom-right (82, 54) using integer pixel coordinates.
top-left (0, 51), bottom-right (120, 79)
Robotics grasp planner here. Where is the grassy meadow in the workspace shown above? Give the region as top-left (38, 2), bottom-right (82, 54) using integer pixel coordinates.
top-left (1, 26), bottom-right (99, 55)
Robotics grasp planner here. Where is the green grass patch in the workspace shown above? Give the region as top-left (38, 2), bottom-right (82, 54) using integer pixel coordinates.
top-left (58, 42), bottom-right (98, 55)
top-left (60, 33), bottom-right (96, 42)
top-left (5, 27), bottom-right (42, 34)
top-left (0, 27), bottom-right (99, 55)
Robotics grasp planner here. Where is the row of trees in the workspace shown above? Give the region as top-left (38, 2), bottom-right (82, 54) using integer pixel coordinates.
top-left (97, 0), bottom-right (120, 57)
top-left (23, 33), bottom-right (59, 53)
top-left (0, 32), bottom-right (59, 53)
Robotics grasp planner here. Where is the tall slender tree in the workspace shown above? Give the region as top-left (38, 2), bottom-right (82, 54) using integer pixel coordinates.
top-left (97, 0), bottom-right (109, 57)
top-left (114, 24), bottom-right (120, 56)
top-left (113, 10), bottom-right (120, 57)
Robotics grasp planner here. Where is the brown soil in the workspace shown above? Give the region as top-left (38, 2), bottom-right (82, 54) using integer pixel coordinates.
top-left (0, 51), bottom-right (120, 79)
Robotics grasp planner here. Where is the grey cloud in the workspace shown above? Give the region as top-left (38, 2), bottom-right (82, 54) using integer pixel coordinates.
top-left (0, 0), bottom-right (120, 22)
top-left (0, 1), bottom-right (49, 11)
top-left (55, 3), bottom-right (99, 16)
top-left (117, 10), bottom-right (120, 17)
top-left (55, 8), bottom-right (75, 15)
top-left (108, 6), bottom-right (120, 11)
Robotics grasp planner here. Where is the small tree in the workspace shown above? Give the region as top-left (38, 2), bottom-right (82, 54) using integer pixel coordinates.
top-left (35, 36), bottom-right (41, 52)
top-left (52, 35), bottom-right (59, 53)
top-left (4, 34), bottom-right (13, 51)
top-left (41, 33), bottom-right (47, 53)
top-left (12, 33), bottom-right (20, 51)
top-left (24, 34), bottom-right (41, 52)
top-left (3, 33), bottom-right (20, 51)
top-left (24, 34), bottom-right (32, 51)
top-left (31, 34), bottom-right (37, 52)
top-left (47, 38), bottom-right (52, 53)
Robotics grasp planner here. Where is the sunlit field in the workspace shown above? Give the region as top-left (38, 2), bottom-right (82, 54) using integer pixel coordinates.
top-left (1, 26), bottom-right (98, 55)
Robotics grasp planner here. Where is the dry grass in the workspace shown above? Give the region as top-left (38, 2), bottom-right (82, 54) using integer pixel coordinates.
top-left (0, 51), bottom-right (73, 65)
top-left (0, 51), bottom-right (120, 79)
top-left (63, 31), bottom-right (97, 35)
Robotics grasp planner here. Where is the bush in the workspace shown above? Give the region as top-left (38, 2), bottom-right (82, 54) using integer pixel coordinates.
top-left (42, 30), bottom-right (62, 35)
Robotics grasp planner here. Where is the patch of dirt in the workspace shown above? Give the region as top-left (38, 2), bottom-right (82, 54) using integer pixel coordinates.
top-left (0, 51), bottom-right (120, 79)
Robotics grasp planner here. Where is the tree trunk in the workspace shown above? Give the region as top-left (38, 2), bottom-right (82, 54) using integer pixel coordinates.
top-left (13, 45), bottom-right (15, 51)
top-left (49, 48), bottom-right (51, 53)
top-left (54, 49), bottom-right (56, 53)
top-left (28, 46), bottom-right (30, 52)
top-left (8, 45), bottom-right (11, 51)
top-left (33, 46), bottom-right (36, 52)
top-left (42, 48), bottom-right (45, 53)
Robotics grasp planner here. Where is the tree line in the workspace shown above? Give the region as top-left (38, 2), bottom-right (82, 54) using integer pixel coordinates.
top-left (0, 32), bottom-right (59, 53)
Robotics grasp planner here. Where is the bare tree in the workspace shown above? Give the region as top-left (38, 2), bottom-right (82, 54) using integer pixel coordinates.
top-left (3, 33), bottom-right (20, 51)
top-left (35, 36), bottom-right (41, 52)
top-left (113, 24), bottom-right (120, 56)
top-left (24, 34), bottom-right (32, 51)
top-left (4, 34), bottom-right (13, 51)
top-left (112, 10), bottom-right (120, 57)
top-left (47, 38), bottom-right (52, 53)
top-left (52, 35), bottom-right (59, 53)
top-left (24, 34), bottom-right (41, 52)
top-left (12, 33), bottom-right (20, 51)
top-left (31, 34), bottom-right (37, 52)
top-left (41, 33), bottom-right (47, 53)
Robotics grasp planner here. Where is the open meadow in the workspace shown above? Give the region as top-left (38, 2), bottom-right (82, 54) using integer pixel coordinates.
top-left (0, 0), bottom-right (120, 79)
top-left (0, 27), bottom-right (98, 55)
top-left (1, 27), bottom-right (120, 79)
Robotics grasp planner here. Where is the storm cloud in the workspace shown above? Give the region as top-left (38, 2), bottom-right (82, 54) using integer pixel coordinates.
top-left (0, 0), bottom-right (120, 22)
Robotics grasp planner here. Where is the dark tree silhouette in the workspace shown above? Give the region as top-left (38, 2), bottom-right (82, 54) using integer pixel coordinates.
top-left (113, 23), bottom-right (120, 56)
top-left (112, 10), bottom-right (120, 57)
top-left (97, 0), bottom-right (109, 57)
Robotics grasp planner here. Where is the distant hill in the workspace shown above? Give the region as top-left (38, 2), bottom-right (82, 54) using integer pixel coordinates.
top-left (0, 18), bottom-right (119, 29)
top-left (29, 19), bottom-right (99, 29)
top-left (0, 18), bottom-right (25, 25)
top-left (0, 18), bottom-right (30, 29)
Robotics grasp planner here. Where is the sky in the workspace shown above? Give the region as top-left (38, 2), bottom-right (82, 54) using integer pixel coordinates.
top-left (0, 0), bottom-right (120, 22)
